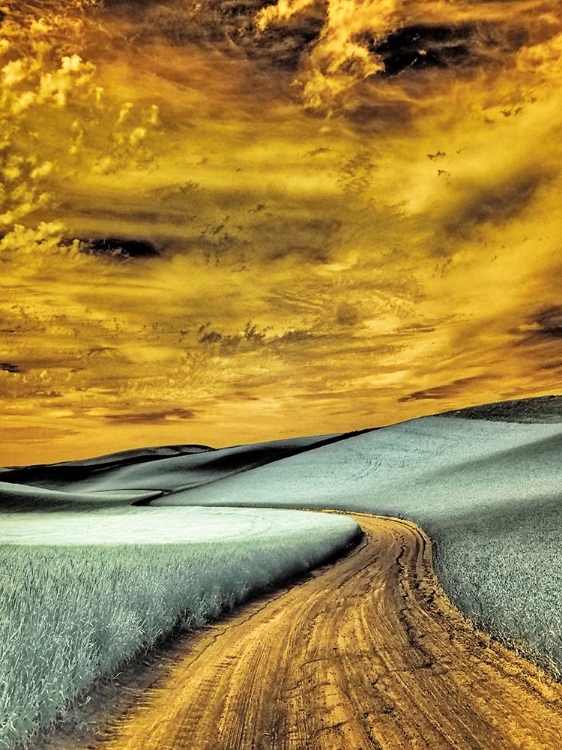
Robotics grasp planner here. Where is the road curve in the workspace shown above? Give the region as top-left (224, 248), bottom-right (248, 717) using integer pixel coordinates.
top-left (103, 515), bottom-right (562, 749)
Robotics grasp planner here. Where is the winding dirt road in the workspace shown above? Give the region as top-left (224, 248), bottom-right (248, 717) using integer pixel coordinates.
top-left (103, 515), bottom-right (562, 749)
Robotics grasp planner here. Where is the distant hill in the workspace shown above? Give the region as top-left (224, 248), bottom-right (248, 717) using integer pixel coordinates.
top-left (0, 444), bottom-right (214, 487)
top-left (440, 395), bottom-right (562, 422)
top-left (0, 432), bottom-right (364, 501)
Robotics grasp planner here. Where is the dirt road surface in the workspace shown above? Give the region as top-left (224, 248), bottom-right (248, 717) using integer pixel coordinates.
top-left (103, 515), bottom-right (562, 749)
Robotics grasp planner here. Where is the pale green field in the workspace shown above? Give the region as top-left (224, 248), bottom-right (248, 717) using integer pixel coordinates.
top-left (0, 508), bottom-right (359, 750)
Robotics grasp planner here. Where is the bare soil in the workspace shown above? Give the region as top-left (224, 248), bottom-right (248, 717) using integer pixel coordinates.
top-left (62, 514), bottom-right (562, 749)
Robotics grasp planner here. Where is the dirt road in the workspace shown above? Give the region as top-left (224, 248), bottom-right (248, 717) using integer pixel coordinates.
top-left (103, 515), bottom-right (562, 749)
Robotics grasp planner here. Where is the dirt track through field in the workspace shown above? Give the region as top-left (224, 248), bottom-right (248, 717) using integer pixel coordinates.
top-left (103, 515), bottom-right (562, 749)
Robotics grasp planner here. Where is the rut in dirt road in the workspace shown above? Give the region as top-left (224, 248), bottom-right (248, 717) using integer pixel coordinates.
top-left (102, 515), bottom-right (562, 749)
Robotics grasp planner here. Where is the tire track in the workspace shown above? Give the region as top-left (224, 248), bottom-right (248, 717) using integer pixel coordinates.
top-left (101, 514), bottom-right (562, 749)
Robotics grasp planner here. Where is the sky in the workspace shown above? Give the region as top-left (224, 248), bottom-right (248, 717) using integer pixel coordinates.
top-left (1, 0), bottom-right (561, 465)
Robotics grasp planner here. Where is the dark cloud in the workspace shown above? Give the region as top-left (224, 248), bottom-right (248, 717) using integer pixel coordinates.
top-left (250, 215), bottom-right (342, 262)
top-left (0, 424), bottom-right (80, 442)
top-left (367, 21), bottom-right (532, 78)
top-left (533, 306), bottom-right (562, 339)
top-left (396, 323), bottom-right (436, 335)
top-left (367, 24), bottom-right (477, 77)
top-left (0, 363), bottom-right (20, 373)
top-left (399, 377), bottom-right (482, 402)
top-left (538, 361), bottom-right (562, 371)
top-left (197, 321), bottom-right (268, 351)
top-left (344, 100), bottom-right (413, 128)
top-left (443, 171), bottom-right (547, 236)
top-left (197, 321), bottom-right (320, 355)
top-left (524, 306), bottom-right (562, 341)
top-left (101, 0), bottom-right (323, 71)
top-left (106, 408), bottom-right (196, 424)
top-left (79, 237), bottom-right (160, 260)
top-left (248, 18), bottom-right (324, 72)
top-left (336, 302), bottom-right (360, 326)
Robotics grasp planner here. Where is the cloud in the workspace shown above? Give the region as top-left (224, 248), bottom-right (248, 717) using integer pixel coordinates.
top-left (105, 408), bottom-right (196, 425)
top-left (517, 306), bottom-right (562, 342)
top-left (0, 362), bottom-right (19, 373)
top-left (335, 302), bottom-right (361, 326)
top-left (79, 236), bottom-right (160, 259)
top-left (398, 377), bottom-right (484, 402)
top-left (441, 170), bottom-right (549, 237)
top-left (0, 222), bottom-right (69, 254)
top-left (533, 307), bottom-right (562, 339)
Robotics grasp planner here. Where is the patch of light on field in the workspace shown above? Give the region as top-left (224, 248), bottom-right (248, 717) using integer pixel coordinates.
top-left (0, 506), bottom-right (357, 545)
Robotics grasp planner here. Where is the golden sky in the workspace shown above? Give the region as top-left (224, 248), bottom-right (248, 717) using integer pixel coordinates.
top-left (1, 0), bottom-right (561, 464)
